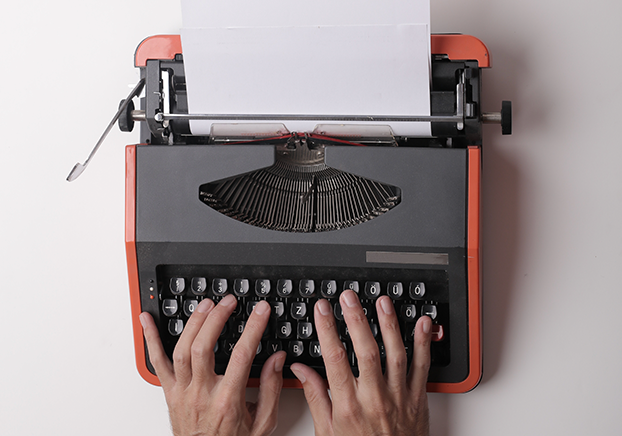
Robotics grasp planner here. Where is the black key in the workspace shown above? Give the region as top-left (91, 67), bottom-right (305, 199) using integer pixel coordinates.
top-left (289, 341), bottom-right (304, 357)
top-left (334, 302), bottom-right (344, 321)
top-left (349, 346), bottom-right (358, 369)
top-left (401, 304), bottom-right (417, 321)
top-left (320, 280), bottom-right (338, 298)
top-left (162, 299), bottom-right (178, 317)
top-left (277, 322), bottom-right (293, 339)
top-left (409, 282), bottom-right (426, 299)
top-left (168, 319), bottom-right (183, 336)
top-left (233, 279), bottom-right (250, 297)
top-left (309, 341), bottom-right (322, 358)
top-left (255, 279), bottom-right (271, 297)
top-left (212, 278), bottom-right (228, 296)
top-left (170, 278), bottom-right (185, 295)
top-left (369, 322), bottom-right (379, 338)
top-left (297, 322), bottom-right (313, 339)
top-left (339, 323), bottom-right (350, 339)
top-left (378, 343), bottom-right (386, 361)
top-left (267, 340), bottom-right (283, 355)
top-left (405, 344), bottom-right (413, 362)
top-left (299, 279), bottom-right (315, 297)
top-left (246, 301), bottom-right (260, 316)
top-left (276, 279), bottom-right (293, 297)
top-left (291, 302), bottom-right (307, 319)
top-left (191, 277), bottom-right (207, 295)
top-left (421, 304), bottom-right (438, 320)
top-left (364, 281), bottom-right (381, 299)
top-left (361, 303), bottom-right (375, 319)
top-left (404, 322), bottom-right (416, 341)
top-left (232, 320), bottom-right (246, 337)
top-left (183, 299), bottom-right (199, 317)
top-left (343, 280), bottom-right (359, 293)
top-left (271, 301), bottom-right (285, 318)
top-left (224, 339), bottom-right (237, 355)
top-left (387, 282), bottom-right (403, 300)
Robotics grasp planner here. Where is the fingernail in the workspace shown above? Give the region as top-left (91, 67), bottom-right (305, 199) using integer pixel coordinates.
top-left (274, 352), bottom-right (285, 373)
top-left (139, 312), bottom-right (148, 329)
top-left (219, 294), bottom-right (236, 306)
top-left (290, 365), bottom-right (306, 384)
top-left (254, 300), bottom-right (270, 315)
top-left (379, 296), bottom-right (394, 315)
top-left (341, 290), bottom-right (358, 308)
top-left (422, 317), bottom-right (431, 334)
top-left (197, 298), bottom-right (213, 313)
top-left (316, 298), bottom-right (331, 316)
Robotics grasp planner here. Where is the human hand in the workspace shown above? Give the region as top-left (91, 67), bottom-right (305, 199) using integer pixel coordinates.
top-left (290, 290), bottom-right (432, 436)
top-left (140, 295), bottom-right (287, 436)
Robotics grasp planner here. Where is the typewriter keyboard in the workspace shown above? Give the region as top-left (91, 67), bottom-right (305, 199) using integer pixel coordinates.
top-left (154, 265), bottom-right (449, 378)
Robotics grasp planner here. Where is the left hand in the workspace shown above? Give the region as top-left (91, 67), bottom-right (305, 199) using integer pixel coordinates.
top-left (140, 295), bottom-right (287, 436)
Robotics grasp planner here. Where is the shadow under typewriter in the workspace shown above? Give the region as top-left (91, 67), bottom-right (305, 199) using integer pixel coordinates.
top-left (199, 135), bottom-right (401, 232)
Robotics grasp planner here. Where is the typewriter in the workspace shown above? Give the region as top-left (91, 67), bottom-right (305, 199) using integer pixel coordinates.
top-left (70, 33), bottom-right (510, 393)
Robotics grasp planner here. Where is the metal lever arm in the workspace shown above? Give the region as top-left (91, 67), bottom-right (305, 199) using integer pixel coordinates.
top-left (66, 79), bottom-right (145, 182)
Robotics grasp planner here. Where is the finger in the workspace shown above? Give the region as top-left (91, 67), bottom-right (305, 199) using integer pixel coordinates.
top-left (139, 312), bottom-right (175, 387)
top-left (408, 316), bottom-right (432, 394)
top-left (252, 350), bottom-right (286, 435)
top-left (190, 294), bottom-right (238, 386)
top-left (340, 290), bottom-right (383, 387)
top-left (171, 298), bottom-right (215, 387)
top-left (376, 296), bottom-right (408, 393)
top-left (222, 300), bottom-right (271, 392)
top-left (314, 298), bottom-right (356, 399)
top-left (290, 363), bottom-right (333, 435)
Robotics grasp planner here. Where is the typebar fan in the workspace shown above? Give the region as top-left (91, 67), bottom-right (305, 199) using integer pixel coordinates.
top-left (199, 136), bottom-right (401, 232)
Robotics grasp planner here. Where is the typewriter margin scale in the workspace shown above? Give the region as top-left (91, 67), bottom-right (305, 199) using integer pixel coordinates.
top-left (124, 34), bottom-right (511, 394)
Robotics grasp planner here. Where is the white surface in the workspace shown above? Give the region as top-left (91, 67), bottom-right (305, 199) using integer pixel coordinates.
top-left (1, 0), bottom-right (622, 435)
top-left (181, 25), bottom-right (431, 136)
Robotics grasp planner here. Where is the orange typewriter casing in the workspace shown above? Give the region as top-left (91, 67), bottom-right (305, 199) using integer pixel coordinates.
top-left (124, 34), bottom-right (511, 393)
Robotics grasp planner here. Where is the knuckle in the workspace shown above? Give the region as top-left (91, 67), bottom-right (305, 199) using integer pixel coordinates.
top-left (325, 345), bottom-right (348, 366)
top-left (172, 348), bottom-right (188, 367)
top-left (317, 315), bottom-right (337, 333)
top-left (358, 348), bottom-right (380, 367)
top-left (345, 310), bottom-right (367, 325)
top-left (190, 341), bottom-right (209, 361)
top-left (337, 400), bottom-right (361, 421)
top-left (382, 318), bottom-right (401, 334)
top-left (387, 350), bottom-right (407, 371)
top-left (414, 356), bottom-right (431, 373)
top-left (149, 353), bottom-right (169, 370)
top-left (229, 345), bottom-right (253, 367)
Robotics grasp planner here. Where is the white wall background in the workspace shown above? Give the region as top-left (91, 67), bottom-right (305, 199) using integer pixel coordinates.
top-left (1, 0), bottom-right (621, 434)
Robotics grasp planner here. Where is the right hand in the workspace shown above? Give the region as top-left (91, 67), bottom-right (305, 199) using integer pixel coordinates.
top-left (290, 290), bottom-right (432, 436)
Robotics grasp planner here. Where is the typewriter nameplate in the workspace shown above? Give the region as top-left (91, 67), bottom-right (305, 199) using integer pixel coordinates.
top-left (366, 251), bottom-right (449, 266)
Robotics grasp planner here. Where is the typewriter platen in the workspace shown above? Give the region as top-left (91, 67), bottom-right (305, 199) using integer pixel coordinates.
top-left (118, 34), bottom-right (511, 393)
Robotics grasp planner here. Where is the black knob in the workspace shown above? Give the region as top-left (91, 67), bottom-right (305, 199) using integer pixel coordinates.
top-left (501, 100), bottom-right (512, 135)
top-left (118, 99), bottom-right (135, 132)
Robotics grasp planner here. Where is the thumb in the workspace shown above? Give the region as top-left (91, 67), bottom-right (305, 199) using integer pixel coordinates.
top-left (290, 363), bottom-right (333, 436)
top-left (253, 351), bottom-right (286, 435)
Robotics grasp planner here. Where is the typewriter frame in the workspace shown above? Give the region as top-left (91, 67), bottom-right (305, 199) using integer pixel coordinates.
top-left (126, 34), bottom-right (488, 393)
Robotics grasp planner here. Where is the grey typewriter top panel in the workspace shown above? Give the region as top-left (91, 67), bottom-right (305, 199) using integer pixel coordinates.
top-left (135, 144), bottom-right (467, 248)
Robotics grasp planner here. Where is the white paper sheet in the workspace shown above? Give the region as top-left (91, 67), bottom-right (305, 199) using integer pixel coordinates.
top-left (181, 0), bottom-right (429, 29)
top-left (180, 1), bottom-right (432, 137)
